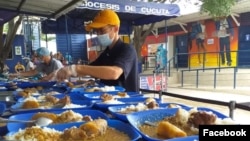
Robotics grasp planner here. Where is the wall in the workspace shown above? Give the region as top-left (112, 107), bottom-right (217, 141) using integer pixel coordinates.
top-left (4, 35), bottom-right (25, 73)
top-left (56, 34), bottom-right (87, 63)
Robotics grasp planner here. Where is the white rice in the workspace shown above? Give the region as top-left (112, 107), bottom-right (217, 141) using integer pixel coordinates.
top-left (63, 103), bottom-right (87, 108)
top-left (5, 126), bottom-right (62, 141)
top-left (120, 103), bottom-right (147, 113)
top-left (102, 100), bottom-right (124, 104)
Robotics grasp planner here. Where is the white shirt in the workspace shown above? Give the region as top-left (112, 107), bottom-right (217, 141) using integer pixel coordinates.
top-left (218, 19), bottom-right (230, 37)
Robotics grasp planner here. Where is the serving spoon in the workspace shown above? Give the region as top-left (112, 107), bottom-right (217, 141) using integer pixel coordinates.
top-left (0, 117), bottom-right (53, 126)
top-left (144, 120), bottom-right (157, 127)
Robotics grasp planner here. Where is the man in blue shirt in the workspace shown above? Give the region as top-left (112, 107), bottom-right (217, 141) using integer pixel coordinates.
top-left (55, 9), bottom-right (139, 92)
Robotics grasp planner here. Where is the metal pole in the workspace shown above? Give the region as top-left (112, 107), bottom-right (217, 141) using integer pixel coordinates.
top-left (196, 70), bottom-right (199, 88)
top-left (181, 70), bottom-right (184, 87)
top-left (229, 100), bottom-right (236, 119)
top-left (233, 67), bottom-right (236, 89)
top-left (214, 69), bottom-right (217, 89)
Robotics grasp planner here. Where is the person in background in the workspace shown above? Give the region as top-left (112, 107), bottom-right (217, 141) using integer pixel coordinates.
top-left (55, 9), bottom-right (139, 92)
top-left (64, 52), bottom-right (72, 65)
top-left (3, 63), bottom-right (9, 74)
top-left (23, 57), bottom-right (35, 71)
top-left (215, 17), bottom-right (234, 66)
top-left (15, 61), bottom-right (25, 73)
top-left (10, 47), bottom-right (64, 81)
top-left (191, 20), bottom-right (207, 65)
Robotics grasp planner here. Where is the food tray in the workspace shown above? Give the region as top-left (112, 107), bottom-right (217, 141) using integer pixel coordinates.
top-left (12, 86), bottom-right (68, 100)
top-left (93, 97), bottom-right (161, 112)
top-left (108, 102), bottom-right (190, 122)
top-left (83, 91), bottom-right (143, 100)
top-left (7, 109), bottom-right (109, 132)
top-left (10, 100), bottom-right (94, 113)
top-left (16, 81), bottom-right (57, 89)
top-left (126, 107), bottom-right (230, 141)
top-left (6, 119), bottom-right (141, 141)
top-left (0, 102), bottom-right (6, 115)
top-left (71, 86), bottom-right (125, 93)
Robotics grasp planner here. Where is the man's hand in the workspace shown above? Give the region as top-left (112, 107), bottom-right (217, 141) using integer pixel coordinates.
top-left (55, 66), bottom-right (72, 82)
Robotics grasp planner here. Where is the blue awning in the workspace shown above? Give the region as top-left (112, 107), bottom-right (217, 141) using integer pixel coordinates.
top-left (41, 0), bottom-right (180, 34)
top-left (0, 10), bottom-right (18, 26)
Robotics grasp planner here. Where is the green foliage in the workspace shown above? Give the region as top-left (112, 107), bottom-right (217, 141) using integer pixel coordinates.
top-left (201, 0), bottom-right (236, 20)
top-left (40, 34), bottom-right (55, 41)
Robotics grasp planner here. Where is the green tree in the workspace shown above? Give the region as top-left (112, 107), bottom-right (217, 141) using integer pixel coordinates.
top-left (0, 15), bottom-right (23, 73)
top-left (201, 0), bottom-right (236, 20)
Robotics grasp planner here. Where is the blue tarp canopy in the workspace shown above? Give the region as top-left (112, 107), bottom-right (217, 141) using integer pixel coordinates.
top-left (42, 0), bottom-right (180, 34)
top-left (0, 10), bottom-right (18, 26)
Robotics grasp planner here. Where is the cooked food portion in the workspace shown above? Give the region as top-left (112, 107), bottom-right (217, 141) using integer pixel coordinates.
top-left (31, 112), bottom-right (58, 122)
top-left (117, 98), bottom-right (159, 114)
top-left (20, 95), bottom-right (84, 109)
top-left (116, 92), bottom-right (129, 97)
top-left (17, 86), bottom-right (62, 98)
top-left (85, 86), bottom-right (116, 92)
top-left (5, 126), bottom-right (62, 141)
top-left (21, 100), bottom-right (40, 109)
top-left (45, 95), bottom-right (59, 104)
top-left (139, 107), bottom-right (237, 140)
top-left (79, 119), bottom-right (107, 138)
top-left (100, 93), bottom-right (114, 101)
top-left (30, 110), bottom-right (92, 125)
top-left (5, 119), bottom-right (130, 141)
top-left (187, 111), bottom-right (217, 128)
top-left (66, 79), bottom-right (97, 88)
top-left (60, 127), bottom-right (87, 140)
top-left (157, 121), bottom-right (187, 139)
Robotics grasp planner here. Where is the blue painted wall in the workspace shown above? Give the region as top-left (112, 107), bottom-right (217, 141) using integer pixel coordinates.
top-left (238, 26), bottom-right (250, 67)
top-left (56, 34), bottom-right (87, 64)
top-left (4, 35), bottom-right (25, 73)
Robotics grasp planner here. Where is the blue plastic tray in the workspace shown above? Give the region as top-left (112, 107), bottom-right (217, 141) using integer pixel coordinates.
top-left (83, 91), bottom-right (143, 100)
top-left (17, 94), bottom-right (66, 102)
top-left (16, 81), bottom-right (57, 89)
top-left (10, 100), bottom-right (94, 113)
top-left (93, 97), bottom-right (161, 112)
top-left (0, 102), bottom-right (6, 115)
top-left (6, 119), bottom-right (141, 141)
top-left (7, 109), bottom-right (109, 132)
top-left (71, 86), bottom-right (125, 93)
top-left (108, 102), bottom-right (190, 122)
top-left (13, 86), bottom-right (68, 100)
top-left (127, 107), bottom-right (229, 141)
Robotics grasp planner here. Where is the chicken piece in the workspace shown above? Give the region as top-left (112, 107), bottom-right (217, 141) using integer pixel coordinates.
top-left (187, 111), bottom-right (217, 128)
top-left (147, 101), bottom-right (159, 109)
top-left (82, 115), bottom-right (93, 122)
top-left (22, 100), bottom-right (39, 109)
top-left (79, 119), bottom-right (107, 138)
top-left (45, 95), bottom-right (59, 104)
top-left (56, 96), bottom-right (71, 105)
top-left (117, 92), bottom-right (128, 97)
top-left (145, 97), bottom-right (156, 104)
top-left (60, 127), bottom-right (87, 141)
top-left (100, 93), bottom-right (113, 102)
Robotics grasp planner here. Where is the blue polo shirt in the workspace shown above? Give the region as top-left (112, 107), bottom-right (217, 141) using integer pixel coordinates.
top-left (90, 39), bottom-right (139, 92)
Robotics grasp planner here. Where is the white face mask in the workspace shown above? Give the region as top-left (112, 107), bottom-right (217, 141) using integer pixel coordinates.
top-left (97, 33), bottom-right (113, 47)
